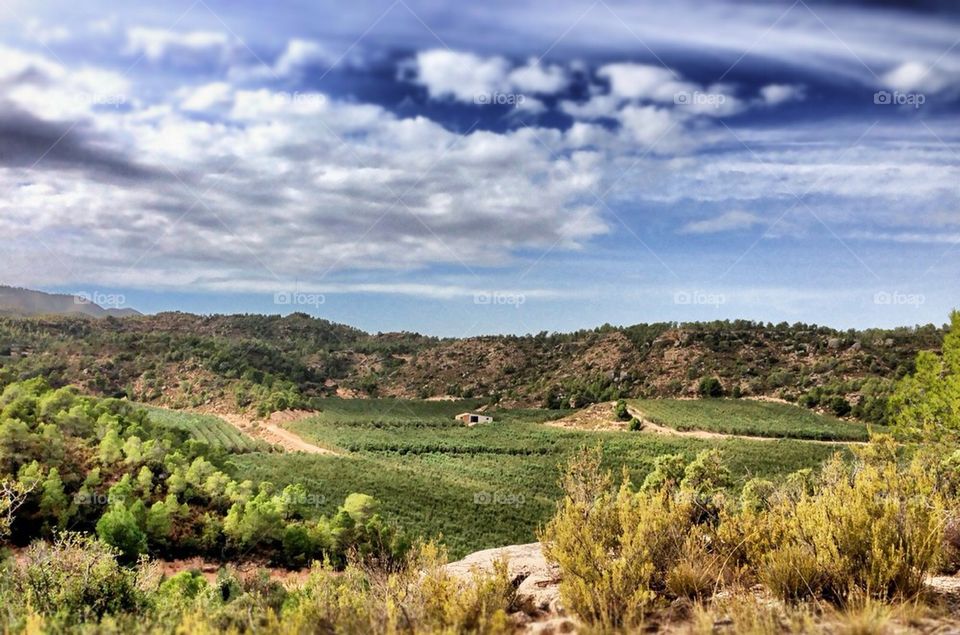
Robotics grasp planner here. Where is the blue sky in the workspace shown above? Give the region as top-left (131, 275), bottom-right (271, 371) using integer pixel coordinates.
top-left (0, 0), bottom-right (957, 335)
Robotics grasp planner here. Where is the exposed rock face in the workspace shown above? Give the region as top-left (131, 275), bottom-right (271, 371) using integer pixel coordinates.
top-left (445, 542), bottom-right (578, 632)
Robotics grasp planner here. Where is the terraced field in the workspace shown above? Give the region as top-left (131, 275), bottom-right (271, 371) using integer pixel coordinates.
top-left (145, 407), bottom-right (269, 453)
top-left (628, 398), bottom-right (882, 441)
top-left (230, 398), bottom-right (848, 557)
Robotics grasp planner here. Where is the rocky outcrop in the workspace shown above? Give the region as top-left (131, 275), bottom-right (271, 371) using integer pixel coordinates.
top-left (444, 542), bottom-right (579, 633)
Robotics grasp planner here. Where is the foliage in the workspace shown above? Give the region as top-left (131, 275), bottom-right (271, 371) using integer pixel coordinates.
top-left (732, 439), bottom-right (945, 603)
top-left (613, 399), bottom-right (630, 421)
top-left (12, 533), bottom-right (146, 627)
top-left (890, 311), bottom-right (960, 441)
top-left (0, 538), bottom-right (514, 635)
top-left (698, 377), bottom-right (724, 398)
top-left (631, 398), bottom-right (879, 441)
top-left (541, 448), bottom-right (727, 630)
top-left (0, 380), bottom-right (407, 569)
top-left (241, 398), bottom-right (839, 558)
top-left (2, 313), bottom-right (942, 419)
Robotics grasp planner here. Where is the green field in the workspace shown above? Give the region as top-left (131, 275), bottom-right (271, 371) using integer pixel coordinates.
top-left (145, 407), bottom-right (269, 453)
top-left (229, 398), bottom-right (847, 558)
top-left (629, 398), bottom-right (881, 441)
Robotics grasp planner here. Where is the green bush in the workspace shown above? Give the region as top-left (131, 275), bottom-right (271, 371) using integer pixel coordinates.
top-left (13, 533), bottom-right (145, 626)
top-left (698, 377), bottom-right (724, 398)
top-left (613, 399), bottom-right (630, 421)
top-left (737, 440), bottom-right (945, 603)
top-left (541, 449), bottom-right (725, 630)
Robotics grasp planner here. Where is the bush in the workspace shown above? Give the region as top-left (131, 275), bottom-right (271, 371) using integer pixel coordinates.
top-left (13, 533), bottom-right (145, 625)
top-left (541, 449), bottom-right (725, 630)
top-left (96, 506), bottom-right (148, 563)
top-left (737, 440), bottom-right (945, 603)
top-left (613, 399), bottom-right (630, 421)
top-left (698, 377), bottom-right (724, 398)
top-left (828, 395), bottom-right (852, 417)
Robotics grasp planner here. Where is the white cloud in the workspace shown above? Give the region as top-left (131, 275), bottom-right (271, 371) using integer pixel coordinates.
top-left (680, 210), bottom-right (764, 234)
top-left (274, 39), bottom-right (338, 75)
top-left (411, 50), bottom-right (571, 103)
top-left (124, 28), bottom-right (233, 65)
top-left (508, 58), bottom-right (569, 94)
top-left (759, 83), bottom-right (805, 106)
top-left (177, 82), bottom-right (234, 112)
top-left (616, 105), bottom-right (684, 150)
top-left (413, 49), bottom-right (510, 102)
top-left (597, 63), bottom-right (696, 103)
top-left (882, 61), bottom-right (953, 94)
top-left (559, 94), bottom-right (623, 119)
top-left (0, 44), bottom-right (617, 295)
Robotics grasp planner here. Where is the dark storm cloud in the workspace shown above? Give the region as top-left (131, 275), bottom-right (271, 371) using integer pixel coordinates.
top-left (0, 107), bottom-right (166, 183)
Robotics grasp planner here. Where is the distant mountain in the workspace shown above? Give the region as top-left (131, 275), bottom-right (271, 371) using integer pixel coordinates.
top-left (0, 286), bottom-right (141, 318)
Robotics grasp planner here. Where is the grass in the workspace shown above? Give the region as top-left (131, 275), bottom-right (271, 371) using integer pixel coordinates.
top-left (629, 398), bottom-right (882, 441)
top-left (144, 406), bottom-right (269, 453)
top-left (229, 398), bottom-right (848, 558)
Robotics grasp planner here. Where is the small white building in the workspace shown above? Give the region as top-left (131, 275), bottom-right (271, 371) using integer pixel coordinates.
top-left (455, 412), bottom-right (493, 426)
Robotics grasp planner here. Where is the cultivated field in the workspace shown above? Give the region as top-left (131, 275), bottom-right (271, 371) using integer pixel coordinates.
top-left (230, 398), bottom-right (848, 557)
top-left (145, 406), bottom-right (270, 453)
top-left (630, 398), bottom-right (881, 441)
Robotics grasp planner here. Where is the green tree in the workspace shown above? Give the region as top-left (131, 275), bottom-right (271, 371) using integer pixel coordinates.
top-left (39, 467), bottom-right (70, 528)
top-left (890, 311), bottom-right (960, 440)
top-left (96, 506), bottom-right (147, 563)
top-left (98, 428), bottom-right (123, 464)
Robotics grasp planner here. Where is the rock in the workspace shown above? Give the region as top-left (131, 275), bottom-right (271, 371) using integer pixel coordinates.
top-left (444, 542), bottom-right (563, 615)
top-left (527, 617), bottom-right (578, 634)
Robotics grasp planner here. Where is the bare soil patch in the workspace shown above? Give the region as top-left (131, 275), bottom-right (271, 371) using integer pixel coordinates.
top-left (213, 410), bottom-right (341, 456)
top-left (545, 401), bottom-right (627, 431)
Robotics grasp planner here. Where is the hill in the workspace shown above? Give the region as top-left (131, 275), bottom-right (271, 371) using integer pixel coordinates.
top-left (0, 309), bottom-right (946, 423)
top-left (0, 286), bottom-right (141, 319)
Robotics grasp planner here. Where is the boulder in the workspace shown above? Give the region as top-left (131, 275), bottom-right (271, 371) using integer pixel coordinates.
top-left (444, 542), bottom-right (563, 615)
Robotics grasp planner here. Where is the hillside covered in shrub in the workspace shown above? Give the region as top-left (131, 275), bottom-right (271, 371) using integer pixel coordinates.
top-left (0, 313), bottom-right (945, 422)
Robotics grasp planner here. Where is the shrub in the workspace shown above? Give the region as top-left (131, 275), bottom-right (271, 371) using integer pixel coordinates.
top-left (96, 506), bottom-right (148, 563)
top-left (628, 417), bottom-right (643, 431)
top-left (742, 441), bottom-right (945, 603)
top-left (541, 450), bottom-right (724, 630)
top-left (613, 399), bottom-right (630, 421)
top-left (698, 377), bottom-right (724, 398)
top-left (739, 478), bottom-right (776, 514)
top-left (13, 533), bottom-right (145, 625)
top-left (828, 395), bottom-right (852, 417)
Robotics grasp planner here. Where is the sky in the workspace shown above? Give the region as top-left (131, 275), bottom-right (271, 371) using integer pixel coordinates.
top-left (0, 0), bottom-right (957, 336)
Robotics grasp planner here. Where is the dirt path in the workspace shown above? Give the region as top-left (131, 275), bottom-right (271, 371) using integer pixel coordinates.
top-left (626, 405), bottom-right (865, 446)
top-left (545, 401), bottom-right (627, 431)
top-left (216, 411), bottom-right (341, 456)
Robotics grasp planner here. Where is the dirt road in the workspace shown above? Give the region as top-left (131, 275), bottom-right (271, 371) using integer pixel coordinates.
top-left (216, 411), bottom-right (341, 456)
